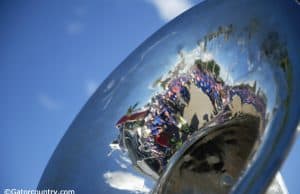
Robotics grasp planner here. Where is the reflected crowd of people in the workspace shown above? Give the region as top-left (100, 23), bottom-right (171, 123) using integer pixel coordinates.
top-left (112, 60), bottom-right (266, 177)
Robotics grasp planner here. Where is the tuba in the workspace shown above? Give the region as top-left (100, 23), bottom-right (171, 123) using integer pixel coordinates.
top-left (38, 0), bottom-right (300, 193)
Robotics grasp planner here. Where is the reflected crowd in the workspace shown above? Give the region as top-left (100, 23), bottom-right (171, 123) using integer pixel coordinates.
top-left (112, 59), bottom-right (266, 179)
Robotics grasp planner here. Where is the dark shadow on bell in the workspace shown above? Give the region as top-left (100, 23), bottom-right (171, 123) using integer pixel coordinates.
top-left (163, 114), bottom-right (260, 194)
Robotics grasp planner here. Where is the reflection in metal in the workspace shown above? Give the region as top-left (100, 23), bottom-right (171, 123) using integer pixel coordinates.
top-left (38, 0), bottom-right (300, 194)
top-left (265, 173), bottom-right (288, 194)
top-left (115, 60), bottom-right (266, 187)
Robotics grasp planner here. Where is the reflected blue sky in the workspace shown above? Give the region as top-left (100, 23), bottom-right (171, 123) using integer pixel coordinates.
top-left (0, 0), bottom-right (299, 193)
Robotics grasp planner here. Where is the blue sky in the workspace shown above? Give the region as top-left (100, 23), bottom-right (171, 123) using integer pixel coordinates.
top-left (0, 0), bottom-right (299, 193)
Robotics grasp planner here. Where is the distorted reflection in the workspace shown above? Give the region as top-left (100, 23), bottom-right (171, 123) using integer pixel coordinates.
top-left (103, 171), bottom-right (150, 193)
top-left (36, 1), bottom-right (299, 194)
top-left (111, 54), bottom-right (266, 187)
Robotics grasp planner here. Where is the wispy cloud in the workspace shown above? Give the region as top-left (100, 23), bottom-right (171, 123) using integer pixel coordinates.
top-left (148, 0), bottom-right (193, 21)
top-left (38, 94), bottom-right (60, 111)
top-left (65, 5), bottom-right (87, 35)
top-left (66, 21), bottom-right (84, 35)
top-left (120, 155), bottom-right (132, 165)
top-left (73, 5), bottom-right (88, 17)
top-left (115, 159), bottom-right (127, 169)
top-left (103, 171), bottom-right (150, 193)
top-left (85, 80), bottom-right (98, 97)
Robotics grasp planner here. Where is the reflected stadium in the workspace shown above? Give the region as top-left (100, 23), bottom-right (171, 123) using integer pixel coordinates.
top-left (38, 0), bottom-right (300, 194)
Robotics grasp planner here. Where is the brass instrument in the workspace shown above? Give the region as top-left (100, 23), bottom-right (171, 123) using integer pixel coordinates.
top-left (38, 0), bottom-right (300, 193)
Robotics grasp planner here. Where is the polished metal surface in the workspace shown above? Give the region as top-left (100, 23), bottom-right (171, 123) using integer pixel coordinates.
top-left (266, 173), bottom-right (288, 194)
top-left (38, 0), bottom-right (300, 193)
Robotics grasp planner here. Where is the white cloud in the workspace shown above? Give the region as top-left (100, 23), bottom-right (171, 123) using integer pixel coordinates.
top-left (116, 159), bottom-right (128, 169)
top-left (38, 94), bottom-right (60, 111)
top-left (85, 80), bottom-right (98, 96)
top-left (103, 171), bottom-right (150, 193)
top-left (66, 21), bottom-right (84, 35)
top-left (120, 155), bottom-right (132, 165)
top-left (148, 0), bottom-right (193, 21)
top-left (65, 6), bottom-right (88, 35)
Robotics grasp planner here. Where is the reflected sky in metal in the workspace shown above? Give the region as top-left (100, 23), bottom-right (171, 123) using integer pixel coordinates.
top-left (38, 0), bottom-right (300, 194)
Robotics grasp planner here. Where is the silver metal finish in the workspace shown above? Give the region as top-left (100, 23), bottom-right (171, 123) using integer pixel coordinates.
top-left (38, 0), bottom-right (300, 193)
top-left (266, 173), bottom-right (288, 194)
